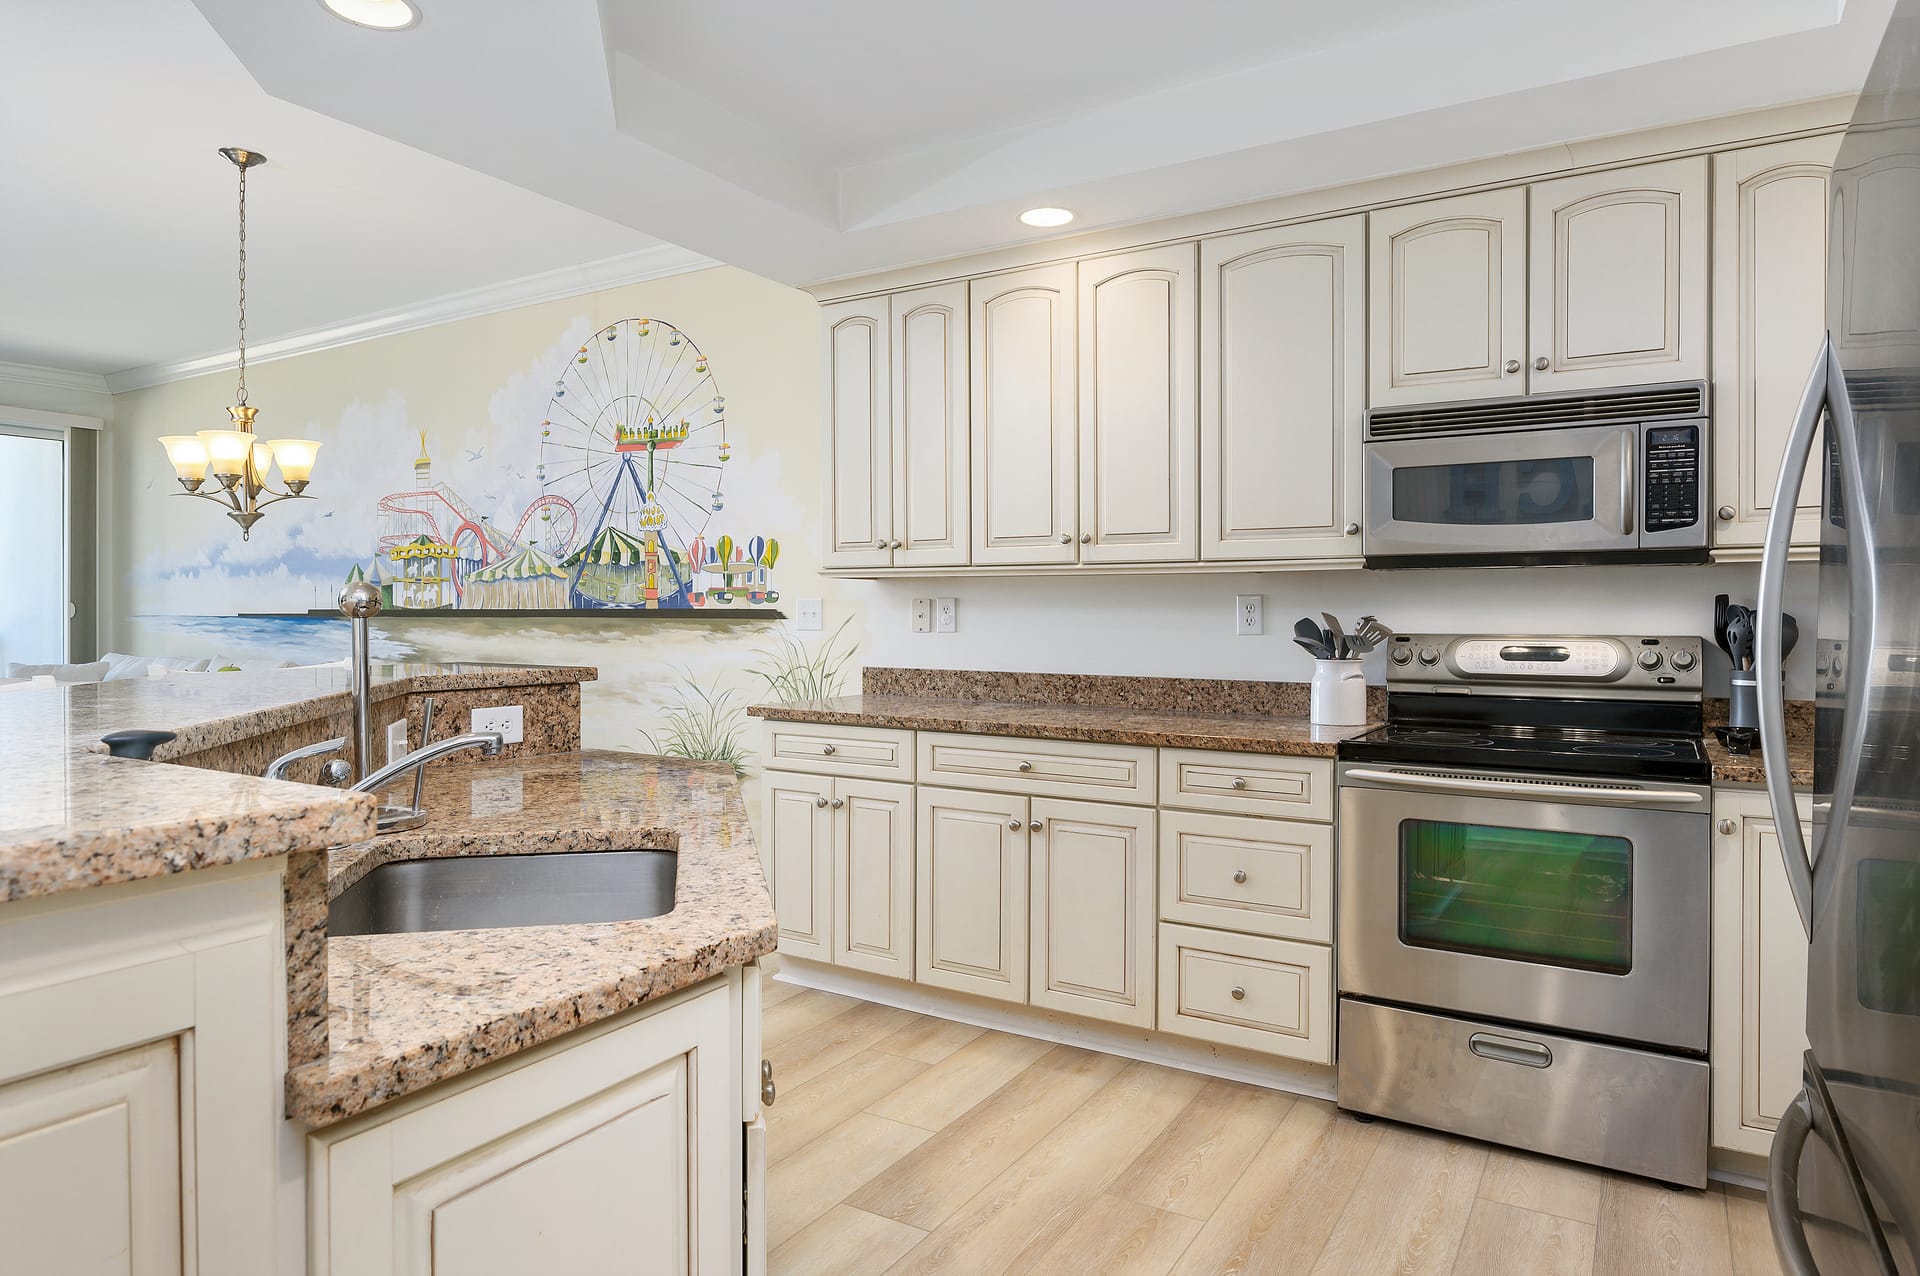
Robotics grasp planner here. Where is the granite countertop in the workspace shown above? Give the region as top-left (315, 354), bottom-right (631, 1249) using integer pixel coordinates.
top-left (1703, 703), bottom-right (1816, 789)
top-left (284, 750), bottom-right (776, 1127)
top-left (0, 663), bottom-right (594, 904)
top-left (747, 694), bottom-right (1377, 757)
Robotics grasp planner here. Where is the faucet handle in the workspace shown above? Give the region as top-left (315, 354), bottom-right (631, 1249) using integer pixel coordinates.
top-left (264, 736), bottom-right (348, 782)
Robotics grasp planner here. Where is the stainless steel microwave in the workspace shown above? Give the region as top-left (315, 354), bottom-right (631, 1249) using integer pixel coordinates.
top-left (1363, 381), bottom-right (1710, 568)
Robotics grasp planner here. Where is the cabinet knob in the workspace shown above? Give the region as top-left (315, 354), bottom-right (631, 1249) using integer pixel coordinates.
top-left (876, 539), bottom-right (888, 550)
top-left (1058, 532), bottom-right (1072, 544)
top-left (761, 1079), bottom-right (777, 1106)
top-left (761, 1059), bottom-right (775, 1105)
top-left (821, 744), bottom-right (836, 755)
top-left (1504, 358), bottom-right (1521, 374)
top-left (814, 796), bottom-right (828, 808)
top-left (1533, 356), bottom-right (1549, 371)
top-left (1080, 532), bottom-right (1093, 544)
top-left (1017, 760), bottom-right (1033, 772)
top-left (1230, 776), bottom-right (1248, 790)
top-left (1009, 819), bottom-right (1024, 831)
top-left (1230, 986), bottom-right (1246, 1001)
top-left (1030, 819), bottom-right (1043, 832)
top-left (1233, 869), bottom-right (1247, 884)
top-left (1718, 818), bottom-right (1737, 836)
top-left (830, 797), bottom-right (844, 809)
top-left (1717, 505), bottom-right (1736, 522)
top-left (891, 539), bottom-right (903, 549)
top-left (1345, 522), bottom-right (1360, 536)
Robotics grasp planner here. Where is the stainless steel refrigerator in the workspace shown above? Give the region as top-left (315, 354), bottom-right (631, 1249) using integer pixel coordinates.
top-left (1758, 4), bottom-right (1920, 1270)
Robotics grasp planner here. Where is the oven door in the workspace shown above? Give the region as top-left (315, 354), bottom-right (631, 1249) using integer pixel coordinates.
top-left (1337, 765), bottom-right (1710, 1053)
top-left (1365, 423), bottom-right (1636, 562)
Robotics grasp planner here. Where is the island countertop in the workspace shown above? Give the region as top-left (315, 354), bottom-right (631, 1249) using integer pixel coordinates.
top-left (285, 750), bottom-right (776, 1126)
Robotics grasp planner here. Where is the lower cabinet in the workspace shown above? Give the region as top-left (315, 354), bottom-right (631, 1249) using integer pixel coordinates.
top-left (1158, 923), bottom-right (1335, 1065)
top-left (916, 785), bottom-right (1030, 1002)
top-left (761, 772), bottom-right (834, 961)
top-left (1711, 787), bottom-right (1814, 1156)
top-left (1029, 798), bottom-right (1156, 1027)
top-left (833, 778), bottom-right (915, 979)
top-left (309, 980), bottom-right (740, 1276)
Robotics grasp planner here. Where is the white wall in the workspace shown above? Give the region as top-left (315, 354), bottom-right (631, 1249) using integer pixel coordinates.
top-left (863, 560), bottom-right (1821, 698)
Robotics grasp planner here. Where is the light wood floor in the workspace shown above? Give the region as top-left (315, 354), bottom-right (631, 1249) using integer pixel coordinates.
top-left (761, 976), bottom-right (1783, 1276)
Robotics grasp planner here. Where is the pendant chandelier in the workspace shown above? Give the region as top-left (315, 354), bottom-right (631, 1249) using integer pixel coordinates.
top-left (157, 147), bottom-right (320, 540)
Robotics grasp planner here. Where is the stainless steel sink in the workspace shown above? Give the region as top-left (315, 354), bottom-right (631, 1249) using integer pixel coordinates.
top-left (328, 851), bottom-right (677, 936)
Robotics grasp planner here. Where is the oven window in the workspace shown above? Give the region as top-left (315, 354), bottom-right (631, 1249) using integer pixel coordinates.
top-left (1391, 457), bottom-right (1595, 526)
top-left (1400, 819), bottom-right (1632, 973)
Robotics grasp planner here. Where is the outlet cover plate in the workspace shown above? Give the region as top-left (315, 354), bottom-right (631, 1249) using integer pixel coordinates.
top-left (935, 597), bottom-right (957, 633)
top-left (911, 598), bottom-right (933, 633)
top-left (795, 598), bottom-right (823, 631)
top-left (1235, 594), bottom-right (1264, 637)
top-left (386, 718), bottom-right (409, 765)
top-left (472, 704), bottom-right (524, 745)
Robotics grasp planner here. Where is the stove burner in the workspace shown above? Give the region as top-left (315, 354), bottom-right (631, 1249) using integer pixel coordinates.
top-left (1390, 731), bottom-right (1494, 746)
top-left (1570, 742), bottom-right (1688, 759)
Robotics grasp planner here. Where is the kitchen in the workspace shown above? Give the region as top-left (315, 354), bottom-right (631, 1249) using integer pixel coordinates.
top-left (0, 1), bottom-right (1913, 1273)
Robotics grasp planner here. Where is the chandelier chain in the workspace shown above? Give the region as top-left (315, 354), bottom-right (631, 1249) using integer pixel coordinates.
top-left (236, 159), bottom-right (248, 407)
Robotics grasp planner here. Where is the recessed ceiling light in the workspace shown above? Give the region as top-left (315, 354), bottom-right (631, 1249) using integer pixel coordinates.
top-left (1019, 207), bottom-right (1075, 228)
top-left (320, 0), bottom-right (420, 30)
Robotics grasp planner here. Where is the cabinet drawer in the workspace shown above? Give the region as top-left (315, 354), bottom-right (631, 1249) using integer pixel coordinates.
top-left (1156, 923), bottom-right (1333, 1064)
top-left (1158, 749), bottom-right (1332, 820)
top-left (917, 732), bottom-right (1155, 804)
top-left (764, 722), bottom-right (914, 779)
top-left (1159, 811), bottom-right (1332, 943)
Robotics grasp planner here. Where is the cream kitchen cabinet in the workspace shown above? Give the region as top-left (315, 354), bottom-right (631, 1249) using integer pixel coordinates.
top-left (831, 778), bottom-right (915, 980)
top-left (1028, 797), bottom-right (1156, 1028)
top-left (1712, 137), bottom-right (1839, 553)
top-left (915, 785), bottom-right (1029, 1002)
top-left (970, 264), bottom-right (1079, 565)
top-left (1077, 244), bottom-right (1198, 563)
top-left (1526, 156), bottom-right (1709, 393)
top-left (822, 287), bottom-right (970, 569)
top-left (1830, 130), bottom-right (1920, 370)
top-left (760, 771), bottom-right (834, 962)
top-left (309, 979), bottom-right (740, 1276)
top-left (1369, 187), bottom-right (1528, 406)
top-left (1710, 788), bottom-right (1814, 1157)
top-left (1200, 217), bottom-right (1366, 561)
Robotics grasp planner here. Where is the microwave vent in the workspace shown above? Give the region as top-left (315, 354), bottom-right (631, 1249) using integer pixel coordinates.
top-left (1366, 381), bottom-right (1707, 439)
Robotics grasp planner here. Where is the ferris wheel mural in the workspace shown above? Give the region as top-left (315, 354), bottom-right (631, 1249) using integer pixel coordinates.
top-left (536, 318), bottom-right (757, 609)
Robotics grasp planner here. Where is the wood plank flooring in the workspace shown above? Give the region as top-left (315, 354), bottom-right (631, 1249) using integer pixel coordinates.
top-left (763, 978), bottom-right (1784, 1276)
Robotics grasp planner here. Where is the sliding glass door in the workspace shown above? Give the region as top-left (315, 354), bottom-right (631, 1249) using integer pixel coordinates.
top-left (0, 425), bottom-right (67, 668)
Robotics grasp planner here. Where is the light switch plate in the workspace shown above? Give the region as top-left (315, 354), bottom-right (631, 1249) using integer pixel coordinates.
top-left (934, 598), bottom-right (957, 633)
top-left (472, 704), bottom-right (524, 745)
top-left (795, 598), bottom-right (823, 631)
top-left (911, 598), bottom-right (933, 633)
top-left (1235, 594), bottom-right (1264, 636)
top-left (386, 718), bottom-right (409, 765)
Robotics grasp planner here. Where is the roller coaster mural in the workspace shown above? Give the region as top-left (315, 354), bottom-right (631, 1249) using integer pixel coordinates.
top-left (352, 318), bottom-right (780, 611)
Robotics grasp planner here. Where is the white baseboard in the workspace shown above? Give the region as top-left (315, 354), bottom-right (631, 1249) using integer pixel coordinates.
top-left (773, 956), bottom-right (1336, 1102)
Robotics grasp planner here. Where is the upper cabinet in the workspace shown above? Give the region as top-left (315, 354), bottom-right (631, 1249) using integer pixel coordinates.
top-left (1712, 137), bottom-right (1839, 553)
top-left (822, 290), bottom-right (971, 570)
top-left (1527, 157), bottom-right (1709, 393)
top-left (971, 264), bottom-right (1079, 565)
top-left (1829, 129), bottom-right (1920, 370)
top-left (1201, 217), bottom-right (1366, 561)
top-left (1077, 245), bottom-right (1199, 563)
top-left (1369, 188), bottom-right (1527, 406)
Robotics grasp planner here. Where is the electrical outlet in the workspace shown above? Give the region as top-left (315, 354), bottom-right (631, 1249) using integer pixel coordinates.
top-left (471, 704), bottom-right (524, 745)
top-left (795, 598), bottom-right (823, 631)
top-left (935, 597), bottom-right (957, 633)
top-left (385, 718), bottom-right (409, 765)
top-left (1235, 594), bottom-right (1264, 636)
top-left (911, 598), bottom-right (933, 633)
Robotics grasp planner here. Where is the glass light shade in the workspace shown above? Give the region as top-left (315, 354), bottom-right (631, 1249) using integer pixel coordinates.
top-left (266, 438), bottom-right (321, 484)
top-left (157, 435), bottom-right (209, 481)
top-left (197, 429), bottom-right (255, 478)
top-left (250, 440), bottom-right (273, 477)
top-left (320, 0), bottom-right (419, 30)
top-left (1019, 207), bottom-right (1075, 227)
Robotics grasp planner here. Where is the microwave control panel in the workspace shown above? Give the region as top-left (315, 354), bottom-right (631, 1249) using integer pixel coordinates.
top-left (1644, 424), bottom-right (1702, 532)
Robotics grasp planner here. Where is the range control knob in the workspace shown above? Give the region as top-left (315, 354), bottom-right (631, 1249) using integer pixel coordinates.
top-left (1389, 646), bottom-right (1414, 666)
top-left (1417, 645), bottom-right (1441, 667)
top-left (1670, 649), bottom-right (1697, 672)
top-left (1637, 648), bottom-right (1664, 670)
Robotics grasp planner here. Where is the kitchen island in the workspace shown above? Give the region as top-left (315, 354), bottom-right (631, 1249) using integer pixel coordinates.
top-left (0, 666), bottom-right (774, 1276)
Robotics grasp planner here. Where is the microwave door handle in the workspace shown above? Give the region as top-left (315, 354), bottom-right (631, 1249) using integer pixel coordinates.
top-left (1620, 430), bottom-right (1635, 537)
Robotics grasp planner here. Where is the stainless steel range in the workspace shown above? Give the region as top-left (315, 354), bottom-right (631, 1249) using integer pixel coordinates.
top-left (1335, 632), bottom-right (1713, 1187)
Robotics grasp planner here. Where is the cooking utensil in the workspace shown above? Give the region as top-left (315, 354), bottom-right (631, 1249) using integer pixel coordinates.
top-left (1294, 617), bottom-right (1329, 648)
top-left (1779, 612), bottom-right (1800, 661)
top-left (1354, 616), bottom-right (1392, 654)
top-left (1726, 608), bottom-right (1754, 672)
top-left (1713, 594), bottom-right (1732, 658)
top-left (1322, 612), bottom-right (1349, 659)
top-left (1293, 635), bottom-right (1335, 660)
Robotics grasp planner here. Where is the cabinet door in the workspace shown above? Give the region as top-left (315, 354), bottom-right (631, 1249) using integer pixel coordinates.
top-left (891, 283), bottom-right (970, 567)
top-left (1029, 798), bottom-right (1155, 1027)
top-left (1201, 217), bottom-right (1365, 560)
top-left (1077, 245), bottom-right (1198, 562)
top-left (1710, 790), bottom-right (1814, 1156)
top-left (1829, 133), bottom-right (1920, 369)
top-left (833, 778), bottom-right (915, 980)
top-left (0, 1039), bottom-right (182, 1276)
top-left (1712, 138), bottom-right (1838, 552)
top-left (822, 297), bottom-right (892, 568)
top-left (915, 785), bottom-right (1029, 1002)
top-left (1527, 156), bottom-right (1709, 393)
top-left (970, 264), bottom-right (1078, 564)
top-left (1369, 188), bottom-right (1527, 406)
top-left (761, 772), bottom-right (834, 962)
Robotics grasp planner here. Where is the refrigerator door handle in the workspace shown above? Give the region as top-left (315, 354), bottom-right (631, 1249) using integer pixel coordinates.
top-left (1767, 1093), bottom-right (1822, 1276)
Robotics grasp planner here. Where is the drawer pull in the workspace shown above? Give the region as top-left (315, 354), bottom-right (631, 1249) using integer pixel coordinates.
top-left (1017, 760), bottom-right (1034, 772)
top-left (1232, 869), bottom-right (1247, 884)
top-left (814, 796), bottom-right (828, 808)
top-left (1230, 776), bottom-right (1248, 790)
top-left (1468, 1032), bottom-right (1552, 1069)
top-left (1009, 819), bottom-right (1023, 831)
top-left (1230, 986), bottom-right (1246, 1001)
top-left (821, 744), bottom-right (837, 755)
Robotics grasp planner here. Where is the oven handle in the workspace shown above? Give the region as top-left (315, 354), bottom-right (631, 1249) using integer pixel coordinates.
top-left (1341, 768), bottom-right (1705, 804)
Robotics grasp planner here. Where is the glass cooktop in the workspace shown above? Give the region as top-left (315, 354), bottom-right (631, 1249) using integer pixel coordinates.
top-left (1340, 720), bottom-right (1711, 783)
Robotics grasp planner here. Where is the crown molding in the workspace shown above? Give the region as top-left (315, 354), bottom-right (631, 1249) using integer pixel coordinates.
top-left (104, 242), bottom-right (719, 394)
top-left (0, 360), bottom-right (113, 396)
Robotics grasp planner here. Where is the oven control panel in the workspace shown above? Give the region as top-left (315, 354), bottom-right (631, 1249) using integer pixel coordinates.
top-left (1387, 634), bottom-right (1706, 696)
